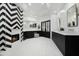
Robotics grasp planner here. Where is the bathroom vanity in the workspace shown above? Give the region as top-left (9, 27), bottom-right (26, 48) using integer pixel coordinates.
top-left (51, 4), bottom-right (79, 56)
top-left (52, 30), bottom-right (79, 56)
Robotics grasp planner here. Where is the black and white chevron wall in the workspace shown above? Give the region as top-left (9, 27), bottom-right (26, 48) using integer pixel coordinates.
top-left (0, 3), bottom-right (23, 51)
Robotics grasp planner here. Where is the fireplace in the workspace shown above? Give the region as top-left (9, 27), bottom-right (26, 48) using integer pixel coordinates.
top-left (11, 34), bottom-right (19, 43)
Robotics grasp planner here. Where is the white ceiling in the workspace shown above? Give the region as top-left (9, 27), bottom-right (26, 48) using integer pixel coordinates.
top-left (16, 3), bottom-right (67, 21)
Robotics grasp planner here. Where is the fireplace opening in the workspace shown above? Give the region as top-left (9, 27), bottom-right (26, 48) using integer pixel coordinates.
top-left (11, 34), bottom-right (19, 43)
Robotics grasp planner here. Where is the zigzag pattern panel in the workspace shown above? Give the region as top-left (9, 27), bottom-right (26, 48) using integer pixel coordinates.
top-left (0, 3), bottom-right (23, 51)
top-left (9, 3), bottom-right (23, 41)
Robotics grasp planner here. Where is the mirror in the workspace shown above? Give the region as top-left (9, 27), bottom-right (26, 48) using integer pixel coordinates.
top-left (41, 22), bottom-right (46, 31)
top-left (46, 20), bottom-right (50, 32)
top-left (67, 4), bottom-right (78, 27)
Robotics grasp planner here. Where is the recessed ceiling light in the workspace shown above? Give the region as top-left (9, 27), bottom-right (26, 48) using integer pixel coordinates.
top-left (41, 3), bottom-right (45, 5)
top-left (46, 3), bottom-right (50, 8)
top-left (34, 16), bottom-right (37, 17)
top-left (53, 11), bottom-right (57, 14)
top-left (28, 3), bottom-right (31, 6)
top-left (60, 10), bottom-right (65, 13)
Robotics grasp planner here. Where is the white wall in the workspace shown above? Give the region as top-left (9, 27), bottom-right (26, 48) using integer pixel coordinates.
top-left (62, 3), bottom-right (79, 32)
top-left (51, 3), bottom-right (79, 33)
top-left (57, 10), bottom-right (67, 31)
top-left (50, 14), bottom-right (59, 31)
top-left (23, 17), bottom-right (41, 31)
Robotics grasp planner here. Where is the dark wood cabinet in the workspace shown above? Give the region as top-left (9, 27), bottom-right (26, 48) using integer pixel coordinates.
top-left (23, 31), bottom-right (50, 40)
top-left (52, 31), bottom-right (79, 56)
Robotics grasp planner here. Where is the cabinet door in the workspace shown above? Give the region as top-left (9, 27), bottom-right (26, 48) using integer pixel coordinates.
top-left (66, 36), bottom-right (79, 56)
top-left (69, 37), bottom-right (79, 56)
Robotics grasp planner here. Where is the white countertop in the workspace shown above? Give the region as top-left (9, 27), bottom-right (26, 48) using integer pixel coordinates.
top-left (23, 30), bottom-right (41, 32)
top-left (52, 30), bottom-right (79, 36)
top-left (23, 29), bottom-right (79, 35)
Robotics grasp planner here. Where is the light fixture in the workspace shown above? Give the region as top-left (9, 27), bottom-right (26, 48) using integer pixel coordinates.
top-left (41, 3), bottom-right (45, 5)
top-left (34, 16), bottom-right (37, 17)
top-left (27, 17), bottom-right (36, 21)
top-left (28, 3), bottom-right (31, 6)
top-left (46, 3), bottom-right (50, 8)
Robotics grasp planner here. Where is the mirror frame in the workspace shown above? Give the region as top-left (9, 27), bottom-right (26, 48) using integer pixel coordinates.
top-left (67, 4), bottom-right (78, 27)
